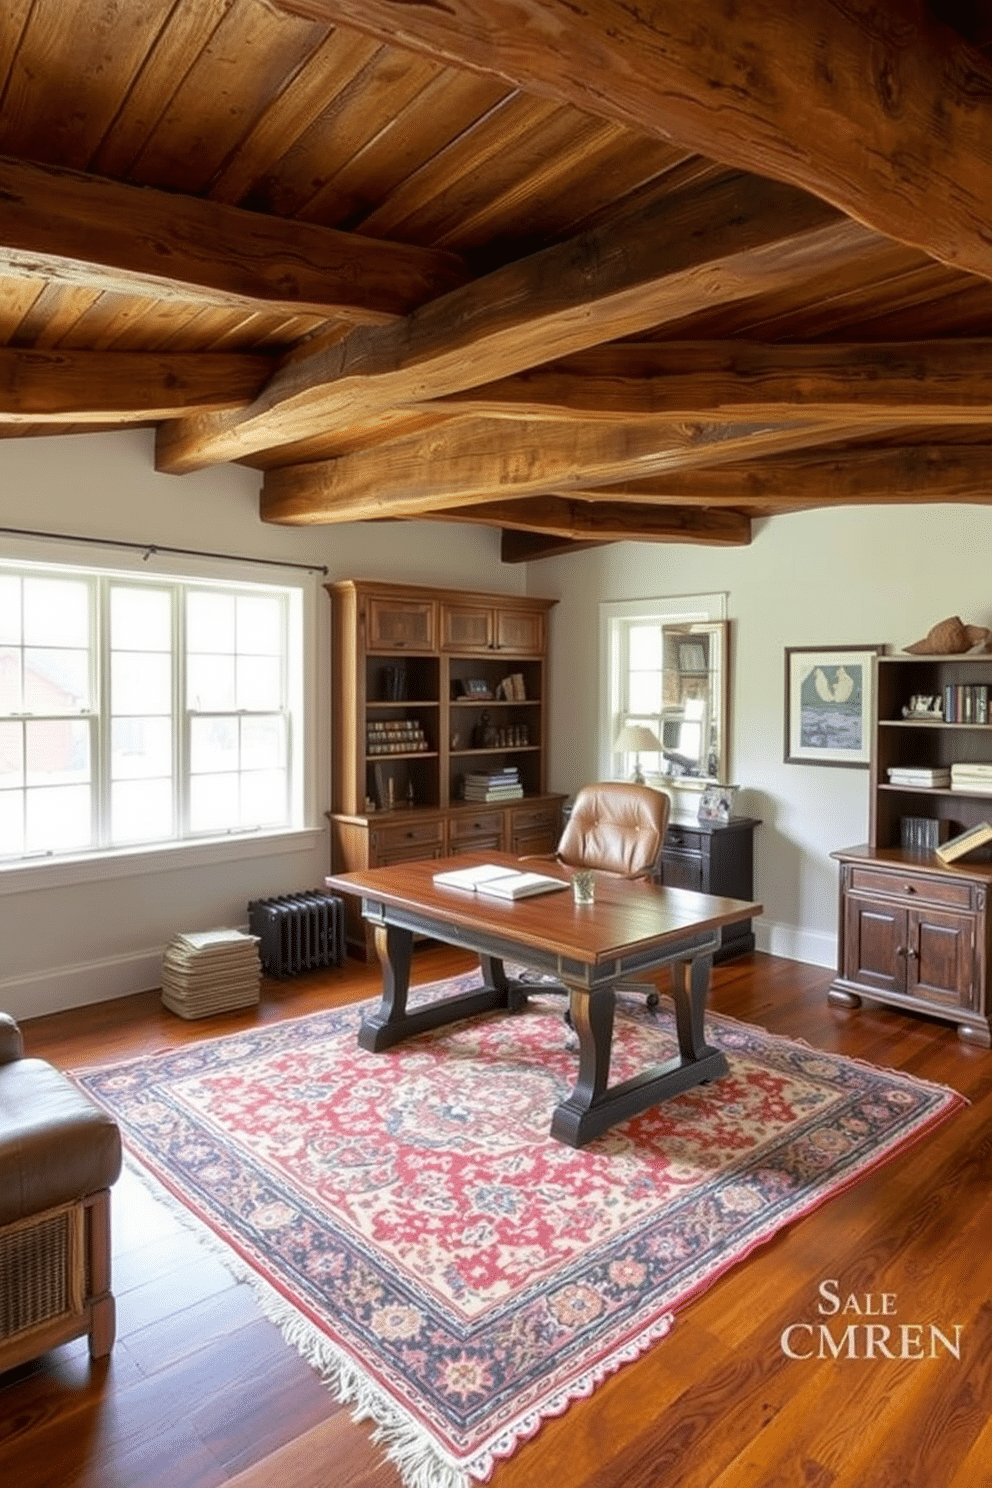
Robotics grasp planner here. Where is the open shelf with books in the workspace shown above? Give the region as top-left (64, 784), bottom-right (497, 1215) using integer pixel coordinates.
top-left (831, 651), bottom-right (992, 1046)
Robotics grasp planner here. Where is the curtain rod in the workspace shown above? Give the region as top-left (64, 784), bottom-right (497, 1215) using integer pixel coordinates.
top-left (0, 525), bottom-right (327, 576)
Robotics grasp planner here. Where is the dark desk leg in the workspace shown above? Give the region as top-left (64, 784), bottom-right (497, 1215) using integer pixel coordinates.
top-left (357, 921), bottom-right (519, 1052)
top-left (669, 952), bottom-right (725, 1067)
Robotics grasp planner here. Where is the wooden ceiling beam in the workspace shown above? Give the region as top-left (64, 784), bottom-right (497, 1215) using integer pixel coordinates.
top-left (573, 445), bottom-right (992, 509)
top-left (0, 154), bottom-right (467, 324)
top-left (275, 0), bottom-right (992, 284)
top-left (157, 174), bottom-right (881, 474)
top-left (499, 530), bottom-right (608, 562)
top-left (433, 494), bottom-right (752, 545)
top-left (0, 348), bottom-right (272, 422)
top-left (257, 414), bottom-right (893, 524)
top-left (429, 340), bottom-right (992, 424)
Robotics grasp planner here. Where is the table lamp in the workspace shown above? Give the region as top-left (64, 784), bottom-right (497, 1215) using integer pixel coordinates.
top-left (614, 722), bottom-right (662, 785)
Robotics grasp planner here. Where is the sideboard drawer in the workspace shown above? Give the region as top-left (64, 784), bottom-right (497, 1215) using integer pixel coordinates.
top-left (448, 811), bottom-right (504, 844)
top-left (666, 826), bottom-right (702, 854)
top-left (848, 866), bottom-right (975, 910)
top-left (509, 804), bottom-right (560, 834)
top-left (370, 817), bottom-right (445, 857)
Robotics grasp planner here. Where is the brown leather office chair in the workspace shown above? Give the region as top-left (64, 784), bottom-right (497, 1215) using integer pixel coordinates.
top-left (521, 781), bottom-right (670, 1014)
top-left (554, 781), bottom-right (669, 882)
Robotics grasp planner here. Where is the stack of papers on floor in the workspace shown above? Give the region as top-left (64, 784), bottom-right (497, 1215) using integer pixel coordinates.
top-left (161, 928), bottom-right (262, 1019)
top-left (887, 766), bottom-right (951, 788)
top-left (950, 764), bottom-right (992, 794)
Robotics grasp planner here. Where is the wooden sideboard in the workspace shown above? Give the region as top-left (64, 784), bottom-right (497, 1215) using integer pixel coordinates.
top-left (327, 579), bottom-right (564, 957)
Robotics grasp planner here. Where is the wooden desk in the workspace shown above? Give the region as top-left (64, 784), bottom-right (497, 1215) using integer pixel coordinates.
top-left (326, 853), bottom-right (761, 1148)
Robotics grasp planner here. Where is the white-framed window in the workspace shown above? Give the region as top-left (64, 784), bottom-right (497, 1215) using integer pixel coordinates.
top-left (0, 558), bottom-right (305, 864)
top-left (599, 591), bottom-right (727, 782)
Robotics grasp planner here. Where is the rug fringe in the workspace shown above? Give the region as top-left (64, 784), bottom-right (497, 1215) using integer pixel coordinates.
top-left (121, 1155), bottom-right (473, 1488)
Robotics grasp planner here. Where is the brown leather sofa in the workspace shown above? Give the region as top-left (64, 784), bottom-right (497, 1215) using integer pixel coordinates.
top-left (0, 1012), bottom-right (122, 1374)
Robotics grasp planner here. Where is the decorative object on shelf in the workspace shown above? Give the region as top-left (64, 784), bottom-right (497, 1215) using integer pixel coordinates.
top-left (471, 710), bottom-right (499, 749)
top-left (784, 645), bottom-right (884, 767)
top-left (900, 816), bottom-right (951, 852)
top-left (496, 672), bottom-right (526, 700)
top-left (936, 821), bottom-right (992, 863)
top-left (614, 721), bottom-right (662, 784)
top-left (903, 616), bottom-right (991, 655)
top-left (902, 694), bottom-right (944, 719)
top-left (698, 785), bottom-right (738, 823)
top-left (454, 677), bottom-right (492, 698)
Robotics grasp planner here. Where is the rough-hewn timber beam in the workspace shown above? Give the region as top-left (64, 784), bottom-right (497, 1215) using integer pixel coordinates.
top-left (572, 445), bottom-right (992, 509)
top-left (158, 175), bottom-right (883, 474)
top-left (0, 349), bottom-right (272, 422)
top-left (258, 414), bottom-right (894, 524)
top-left (433, 494), bottom-right (752, 544)
top-left (275, 0), bottom-right (992, 284)
top-left (428, 341), bottom-right (992, 424)
top-left (499, 530), bottom-right (606, 562)
top-left (0, 155), bottom-right (467, 322)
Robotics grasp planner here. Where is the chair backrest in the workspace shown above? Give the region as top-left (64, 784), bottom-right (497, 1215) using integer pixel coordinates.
top-left (556, 782), bottom-right (670, 879)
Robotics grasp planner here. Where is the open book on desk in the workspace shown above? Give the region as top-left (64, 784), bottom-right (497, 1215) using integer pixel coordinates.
top-left (432, 863), bottom-right (568, 900)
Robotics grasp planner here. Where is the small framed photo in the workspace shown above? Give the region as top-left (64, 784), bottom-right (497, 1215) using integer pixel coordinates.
top-left (784, 645), bottom-right (884, 767)
top-left (678, 641), bottom-right (708, 673)
top-left (698, 785), bottom-right (738, 822)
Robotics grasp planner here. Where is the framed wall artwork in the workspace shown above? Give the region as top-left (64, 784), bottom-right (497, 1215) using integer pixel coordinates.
top-left (784, 645), bottom-right (884, 767)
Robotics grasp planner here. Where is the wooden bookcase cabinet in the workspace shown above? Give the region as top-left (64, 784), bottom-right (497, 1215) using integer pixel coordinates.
top-left (830, 653), bottom-right (992, 1046)
top-left (327, 580), bottom-right (564, 957)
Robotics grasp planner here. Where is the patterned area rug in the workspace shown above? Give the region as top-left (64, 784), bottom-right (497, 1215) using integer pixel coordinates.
top-left (75, 975), bottom-right (964, 1488)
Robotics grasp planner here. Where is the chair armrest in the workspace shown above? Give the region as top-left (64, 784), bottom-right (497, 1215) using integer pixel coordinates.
top-left (0, 1013), bottom-right (24, 1064)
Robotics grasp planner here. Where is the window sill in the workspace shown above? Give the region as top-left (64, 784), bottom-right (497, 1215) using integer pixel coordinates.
top-left (0, 827), bottom-right (326, 896)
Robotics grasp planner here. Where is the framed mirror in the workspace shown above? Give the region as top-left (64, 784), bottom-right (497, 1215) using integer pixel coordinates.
top-left (658, 621), bottom-right (728, 785)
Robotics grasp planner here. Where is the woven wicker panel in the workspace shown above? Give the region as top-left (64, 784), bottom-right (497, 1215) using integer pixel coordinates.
top-left (0, 1203), bottom-right (84, 1339)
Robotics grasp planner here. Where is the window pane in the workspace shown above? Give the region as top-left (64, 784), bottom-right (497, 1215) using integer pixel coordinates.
top-left (241, 769), bottom-right (287, 826)
top-left (189, 772), bottom-right (238, 832)
top-left (188, 654), bottom-right (236, 711)
top-left (242, 716), bottom-right (285, 770)
top-left (112, 651), bottom-right (171, 714)
top-left (0, 721), bottom-right (23, 786)
top-left (24, 647), bottom-right (90, 712)
top-left (237, 594), bottom-right (282, 655)
top-left (188, 591), bottom-right (235, 652)
top-left (190, 715), bottom-right (239, 773)
top-left (0, 647), bottom-right (21, 712)
top-left (628, 673), bottom-right (662, 713)
top-left (23, 578), bottom-right (88, 646)
top-left (0, 792), bottom-right (23, 856)
top-left (111, 717), bottom-right (172, 780)
top-left (112, 778), bottom-right (173, 844)
top-left (111, 586), bottom-right (171, 650)
top-left (0, 576), bottom-right (19, 644)
top-left (236, 654), bottom-right (281, 710)
top-left (628, 624), bottom-right (661, 670)
top-left (25, 719), bottom-right (90, 785)
top-left (25, 784), bottom-right (91, 852)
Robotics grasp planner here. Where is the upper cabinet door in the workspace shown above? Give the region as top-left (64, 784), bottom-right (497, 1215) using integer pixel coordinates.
top-left (495, 607), bottom-right (545, 655)
top-left (440, 602), bottom-right (496, 653)
top-left (366, 595), bottom-right (437, 650)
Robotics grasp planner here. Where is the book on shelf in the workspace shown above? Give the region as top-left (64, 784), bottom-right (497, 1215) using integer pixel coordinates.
top-left (935, 822), bottom-right (992, 864)
top-left (943, 683), bottom-right (990, 724)
top-left (432, 863), bottom-right (567, 899)
top-left (463, 788), bottom-right (524, 801)
top-left (887, 766), bottom-right (951, 787)
top-left (950, 763), bottom-right (992, 794)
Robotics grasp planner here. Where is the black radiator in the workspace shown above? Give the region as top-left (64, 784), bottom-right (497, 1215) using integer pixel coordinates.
top-left (247, 890), bottom-right (345, 978)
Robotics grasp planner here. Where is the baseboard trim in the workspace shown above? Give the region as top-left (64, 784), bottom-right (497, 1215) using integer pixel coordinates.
top-left (755, 917), bottom-right (836, 970)
top-left (1, 949), bottom-right (166, 1021)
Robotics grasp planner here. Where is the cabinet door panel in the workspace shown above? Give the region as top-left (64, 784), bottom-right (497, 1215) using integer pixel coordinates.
top-left (495, 609), bottom-right (544, 654)
top-left (367, 596), bottom-right (436, 650)
top-left (662, 851), bottom-right (704, 892)
top-left (909, 909), bottom-right (975, 1007)
top-left (844, 898), bottom-right (905, 994)
top-left (440, 604), bottom-right (495, 652)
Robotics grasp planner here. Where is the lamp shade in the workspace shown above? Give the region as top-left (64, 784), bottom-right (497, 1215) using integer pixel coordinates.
top-left (614, 722), bottom-right (662, 753)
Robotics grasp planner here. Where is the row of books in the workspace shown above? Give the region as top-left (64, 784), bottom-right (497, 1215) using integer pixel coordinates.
top-left (951, 763), bottom-right (992, 794)
top-left (367, 719), bottom-right (429, 755)
top-left (943, 684), bottom-right (990, 724)
top-left (462, 766), bottom-right (524, 802)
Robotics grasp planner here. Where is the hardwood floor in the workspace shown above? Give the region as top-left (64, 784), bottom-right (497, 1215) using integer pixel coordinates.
top-left (3, 948), bottom-right (991, 1488)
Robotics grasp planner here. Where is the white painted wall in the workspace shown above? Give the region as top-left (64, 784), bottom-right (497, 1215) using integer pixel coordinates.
top-left (0, 430), bottom-right (511, 1018)
top-left (536, 504), bottom-right (992, 967)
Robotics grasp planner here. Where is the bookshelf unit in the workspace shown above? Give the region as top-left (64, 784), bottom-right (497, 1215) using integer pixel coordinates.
top-left (830, 652), bottom-right (992, 1045)
top-left (327, 580), bottom-right (565, 957)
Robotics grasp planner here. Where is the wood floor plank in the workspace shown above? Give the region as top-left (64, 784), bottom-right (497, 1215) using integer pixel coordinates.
top-left (1, 949), bottom-right (987, 1488)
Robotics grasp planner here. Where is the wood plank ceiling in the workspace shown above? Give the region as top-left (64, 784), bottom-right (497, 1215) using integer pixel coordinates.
top-left (3, 0), bottom-right (992, 559)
